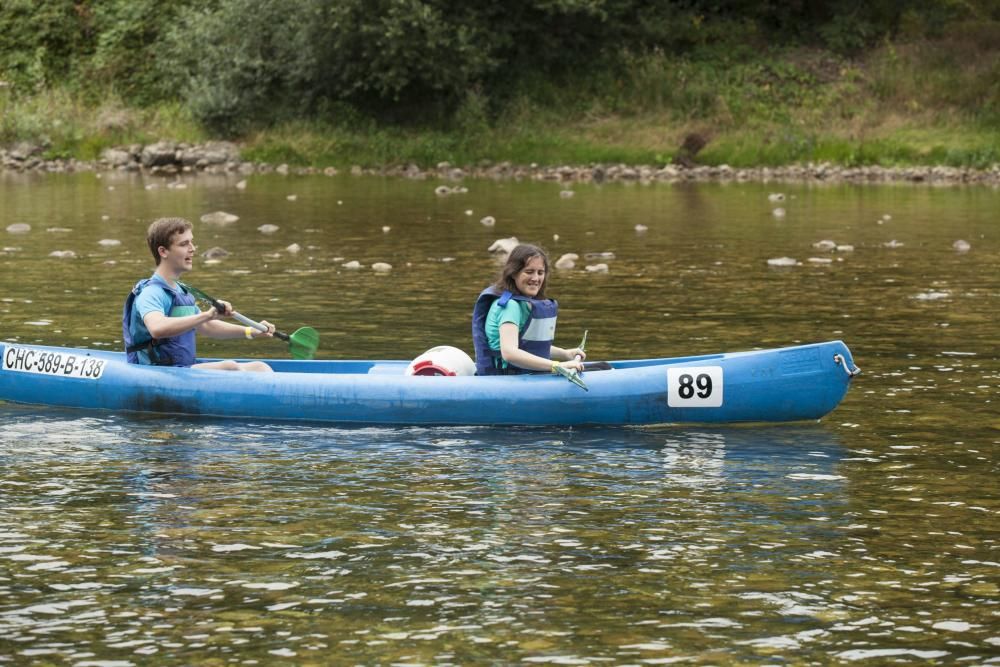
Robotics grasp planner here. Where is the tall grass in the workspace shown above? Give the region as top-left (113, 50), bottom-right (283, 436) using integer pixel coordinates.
top-left (0, 87), bottom-right (203, 159)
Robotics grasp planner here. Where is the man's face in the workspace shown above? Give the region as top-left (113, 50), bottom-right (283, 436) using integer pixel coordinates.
top-left (159, 229), bottom-right (196, 274)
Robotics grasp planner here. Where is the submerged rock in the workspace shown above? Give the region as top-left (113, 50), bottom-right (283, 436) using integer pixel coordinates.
top-left (555, 253), bottom-right (578, 270)
top-left (372, 262), bottom-right (393, 272)
top-left (202, 247), bottom-right (230, 260)
top-left (914, 291), bottom-right (950, 300)
top-left (768, 193), bottom-right (785, 202)
top-left (49, 250), bottom-right (76, 258)
top-left (488, 237), bottom-right (519, 255)
top-left (257, 224), bottom-right (280, 234)
top-left (342, 260), bottom-right (361, 269)
top-left (480, 216), bottom-right (496, 227)
top-left (767, 256), bottom-right (797, 266)
top-left (200, 211), bottom-right (239, 225)
top-left (285, 243), bottom-right (302, 253)
top-left (5, 223), bottom-right (31, 233)
top-left (97, 239), bottom-right (121, 247)
top-left (585, 263), bottom-right (609, 273)
top-left (812, 240), bottom-right (836, 251)
top-left (953, 239), bottom-right (971, 252)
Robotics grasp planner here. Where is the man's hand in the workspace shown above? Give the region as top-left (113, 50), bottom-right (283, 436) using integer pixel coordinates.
top-left (212, 299), bottom-right (234, 318)
top-left (253, 320), bottom-right (276, 338)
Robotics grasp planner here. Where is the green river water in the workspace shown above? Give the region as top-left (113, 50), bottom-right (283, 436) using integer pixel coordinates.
top-left (0, 171), bottom-right (997, 665)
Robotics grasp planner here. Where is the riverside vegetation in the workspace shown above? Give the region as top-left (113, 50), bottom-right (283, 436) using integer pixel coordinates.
top-left (1, 0), bottom-right (998, 173)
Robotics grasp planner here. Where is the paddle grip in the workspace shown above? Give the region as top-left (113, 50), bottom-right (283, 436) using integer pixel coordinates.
top-left (231, 310), bottom-right (288, 340)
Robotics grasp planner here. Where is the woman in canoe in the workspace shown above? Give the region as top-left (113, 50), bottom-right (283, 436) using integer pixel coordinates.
top-left (472, 243), bottom-right (586, 375)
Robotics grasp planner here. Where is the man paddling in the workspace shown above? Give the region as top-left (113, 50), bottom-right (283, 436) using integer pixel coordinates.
top-left (122, 217), bottom-right (275, 371)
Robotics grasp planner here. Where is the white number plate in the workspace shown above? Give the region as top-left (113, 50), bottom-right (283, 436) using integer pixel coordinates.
top-left (2, 345), bottom-right (107, 379)
top-left (667, 366), bottom-right (723, 407)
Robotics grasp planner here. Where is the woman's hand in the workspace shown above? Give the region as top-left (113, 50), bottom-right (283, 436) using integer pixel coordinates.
top-left (554, 358), bottom-right (585, 373)
top-left (564, 347), bottom-right (587, 362)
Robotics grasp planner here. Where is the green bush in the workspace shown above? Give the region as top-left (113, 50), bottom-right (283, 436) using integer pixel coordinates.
top-left (1, 0), bottom-right (997, 150)
top-left (0, 0), bottom-right (91, 92)
top-left (86, 0), bottom-right (190, 103)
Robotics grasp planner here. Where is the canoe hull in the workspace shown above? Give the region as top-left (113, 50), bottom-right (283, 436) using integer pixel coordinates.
top-left (0, 341), bottom-right (858, 426)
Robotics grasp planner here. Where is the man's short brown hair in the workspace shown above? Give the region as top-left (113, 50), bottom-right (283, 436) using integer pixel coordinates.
top-left (146, 217), bottom-right (192, 265)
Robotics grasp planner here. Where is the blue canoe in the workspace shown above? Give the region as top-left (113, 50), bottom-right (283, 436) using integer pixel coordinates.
top-left (0, 340), bottom-right (858, 426)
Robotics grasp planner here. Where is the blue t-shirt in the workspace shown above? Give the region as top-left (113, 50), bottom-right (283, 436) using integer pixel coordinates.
top-left (484, 298), bottom-right (531, 352)
top-left (129, 275), bottom-right (198, 364)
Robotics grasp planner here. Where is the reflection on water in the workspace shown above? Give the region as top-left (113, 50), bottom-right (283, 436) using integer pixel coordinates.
top-left (2, 173), bottom-right (998, 663)
top-left (1, 410), bottom-right (997, 664)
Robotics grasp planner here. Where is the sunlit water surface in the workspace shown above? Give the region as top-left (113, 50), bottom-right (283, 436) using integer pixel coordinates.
top-left (1, 172), bottom-right (998, 664)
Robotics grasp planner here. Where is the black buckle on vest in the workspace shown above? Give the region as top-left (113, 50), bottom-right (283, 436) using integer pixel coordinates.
top-left (126, 338), bottom-right (174, 366)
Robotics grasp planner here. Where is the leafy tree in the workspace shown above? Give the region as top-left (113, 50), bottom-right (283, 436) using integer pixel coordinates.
top-left (161, 0), bottom-right (322, 133)
top-left (0, 0), bottom-right (93, 92)
top-left (87, 0), bottom-right (192, 102)
top-left (3, 0), bottom-right (996, 131)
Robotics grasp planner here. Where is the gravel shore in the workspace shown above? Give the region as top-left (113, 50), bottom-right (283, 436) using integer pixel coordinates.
top-left (3, 140), bottom-right (999, 186)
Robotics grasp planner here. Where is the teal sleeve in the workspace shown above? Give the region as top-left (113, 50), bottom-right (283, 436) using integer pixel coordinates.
top-left (135, 286), bottom-right (172, 319)
top-left (485, 299), bottom-right (527, 351)
top-left (496, 300), bottom-right (525, 328)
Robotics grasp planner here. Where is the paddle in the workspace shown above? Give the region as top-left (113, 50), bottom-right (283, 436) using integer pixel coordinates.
top-left (555, 330), bottom-right (588, 391)
top-left (179, 282), bottom-right (319, 360)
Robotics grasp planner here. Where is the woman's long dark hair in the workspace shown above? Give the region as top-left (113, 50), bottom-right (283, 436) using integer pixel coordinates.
top-left (493, 244), bottom-right (550, 299)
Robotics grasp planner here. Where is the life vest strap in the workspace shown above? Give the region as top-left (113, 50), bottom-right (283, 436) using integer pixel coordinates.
top-left (125, 338), bottom-right (156, 354)
top-left (124, 337), bottom-right (175, 366)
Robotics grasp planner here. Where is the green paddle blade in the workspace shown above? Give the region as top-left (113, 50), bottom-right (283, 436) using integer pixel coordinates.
top-left (287, 327), bottom-right (319, 360)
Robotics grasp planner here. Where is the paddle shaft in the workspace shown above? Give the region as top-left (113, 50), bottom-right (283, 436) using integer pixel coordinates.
top-left (556, 329), bottom-right (589, 390)
top-left (178, 281), bottom-right (319, 360)
top-left (229, 310), bottom-right (290, 342)
top-left (180, 282), bottom-right (291, 341)
top-left (202, 295), bottom-right (290, 341)
top-left (571, 330), bottom-right (589, 367)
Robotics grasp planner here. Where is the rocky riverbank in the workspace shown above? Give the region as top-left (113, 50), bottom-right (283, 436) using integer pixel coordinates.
top-left (3, 140), bottom-right (999, 186)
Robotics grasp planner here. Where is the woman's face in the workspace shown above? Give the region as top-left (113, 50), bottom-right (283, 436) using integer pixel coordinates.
top-left (514, 255), bottom-right (546, 297)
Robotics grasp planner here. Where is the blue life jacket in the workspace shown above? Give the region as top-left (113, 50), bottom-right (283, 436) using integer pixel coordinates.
top-left (471, 286), bottom-right (558, 375)
top-left (122, 277), bottom-right (198, 367)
